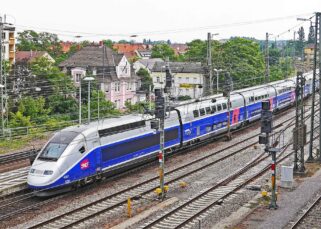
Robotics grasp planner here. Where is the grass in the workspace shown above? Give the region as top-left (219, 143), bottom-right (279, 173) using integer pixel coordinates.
top-left (0, 133), bottom-right (47, 154)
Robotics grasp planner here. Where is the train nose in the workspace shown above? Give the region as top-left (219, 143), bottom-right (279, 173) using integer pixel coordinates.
top-left (27, 168), bottom-right (55, 186)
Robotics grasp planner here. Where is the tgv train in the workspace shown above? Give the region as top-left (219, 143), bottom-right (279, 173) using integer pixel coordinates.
top-left (28, 72), bottom-right (316, 196)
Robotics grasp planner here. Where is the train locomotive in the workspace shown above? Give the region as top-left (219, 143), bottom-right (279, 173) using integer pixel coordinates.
top-left (27, 72), bottom-right (316, 196)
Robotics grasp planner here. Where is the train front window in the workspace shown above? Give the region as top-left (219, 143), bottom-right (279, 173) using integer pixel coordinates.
top-left (39, 143), bottom-right (67, 161)
top-left (38, 131), bottom-right (78, 161)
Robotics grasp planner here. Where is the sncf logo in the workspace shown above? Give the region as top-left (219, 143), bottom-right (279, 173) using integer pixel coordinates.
top-left (80, 159), bottom-right (89, 170)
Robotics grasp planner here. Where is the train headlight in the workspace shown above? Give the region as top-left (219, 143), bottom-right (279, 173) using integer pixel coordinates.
top-left (30, 168), bottom-right (35, 174)
top-left (44, 170), bottom-right (53, 175)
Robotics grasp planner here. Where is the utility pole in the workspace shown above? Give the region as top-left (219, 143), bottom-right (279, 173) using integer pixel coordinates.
top-left (293, 72), bottom-right (306, 173)
top-left (79, 79), bottom-right (82, 125)
top-left (0, 16), bottom-right (3, 137)
top-left (308, 12), bottom-right (320, 162)
top-left (223, 72), bottom-right (233, 140)
top-left (265, 32), bottom-right (270, 83)
top-left (206, 32), bottom-right (212, 96)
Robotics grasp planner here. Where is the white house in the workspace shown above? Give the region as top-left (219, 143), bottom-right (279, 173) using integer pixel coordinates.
top-left (151, 61), bottom-right (205, 99)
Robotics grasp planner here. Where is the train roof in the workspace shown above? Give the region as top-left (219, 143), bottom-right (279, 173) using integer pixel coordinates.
top-left (62, 114), bottom-right (150, 136)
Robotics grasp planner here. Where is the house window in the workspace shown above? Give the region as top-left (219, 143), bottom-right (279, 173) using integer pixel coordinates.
top-left (126, 82), bottom-right (129, 90)
top-left (2, 32), bottom-right (5, 40)
top-left (2, 46), bottom-right (5, 54)
top-left (178, 77), bottom-right (182, 82)
top-left (156, 77), bottom-right (160, 83)
top-left (75, 73), bottom-right (81, 83)
top-left (194, 77), bottom-right (197, 83)
top-left (114, 82), bottom-right (120, 92)
top-left (186, 77), bottom-right (189, 82)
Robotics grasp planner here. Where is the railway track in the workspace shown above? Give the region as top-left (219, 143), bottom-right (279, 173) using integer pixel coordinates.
top-left (0, 149), bottom-right (38, 166)
top-left (289, 193), bottom-right (321, 228)
top-left (26, 112), bottom-right (299, 229)
top-left (139, 144), bottom-right (292, 229)
top-left (0, 167), bottom-right (29, 197)
top-left (1, 102), bottom-right (315, 227)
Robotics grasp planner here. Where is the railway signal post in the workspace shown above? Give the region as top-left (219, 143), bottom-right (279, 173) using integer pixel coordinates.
top-left (154, 88), bottom-right (166, 200)
top-left (153, 60), bottom-right (173, 200)
top-left (259, 100), bottom-right (279, 209)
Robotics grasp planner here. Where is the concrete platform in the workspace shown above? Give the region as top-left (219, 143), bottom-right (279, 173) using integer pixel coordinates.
top-left (235, 164), bottom-right (321, 229)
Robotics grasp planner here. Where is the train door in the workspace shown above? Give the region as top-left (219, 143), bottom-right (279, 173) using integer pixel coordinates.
top-left (92, 139), bottom-right (102, 173)
top-left (197, 126), bottom-right (201, 136)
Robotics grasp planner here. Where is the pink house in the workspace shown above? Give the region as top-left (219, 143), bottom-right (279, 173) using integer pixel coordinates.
top-left (59, 45), bottom-right (143, 109)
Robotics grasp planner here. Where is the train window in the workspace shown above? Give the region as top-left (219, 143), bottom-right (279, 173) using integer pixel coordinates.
top-left (102, 128), bottom-right (179, 162)
top-left (255, 97), bottom-right (258, 101)
top-left (211, 106), bottom-right (216, 113)
top-left (205, 107), bottom-right (211, 114)
top-left (193, 110), bottom-right (199, 118)
top-left (200, 108), bottom-right (206, 116)
top-left (79, 146), bottom-right (86, 154)
top-left (217, 104), bottom-right (222, 111)
top-left (38, 143), bottom-right (67, 161)
top-left (98, 120), bottom-right (146, 137)
top-left (222, 103), bottom-right (227, 110)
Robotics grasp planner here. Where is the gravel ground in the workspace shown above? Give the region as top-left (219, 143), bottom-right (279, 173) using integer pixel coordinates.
top-left (3, 103), bottom-right (304, 229)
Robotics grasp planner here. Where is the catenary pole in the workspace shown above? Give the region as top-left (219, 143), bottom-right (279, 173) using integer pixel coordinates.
top-left (265, 32), bottom-right (270, 83)
top-left (0, 16), bottom-right (4, 136)
top-left (206, 32), bottom-right (212, 96)
top-left (318, 12), bottom-right (321, 162)
top-left (308, 13), bottom-right (319, 162)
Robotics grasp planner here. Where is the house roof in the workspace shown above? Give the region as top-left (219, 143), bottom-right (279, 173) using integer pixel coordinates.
top-left (152, 61), bottom-right (205, 74)
top-left (15, 51), bottom-right (50, 63)
top-left (136, 58), bottom-right (164, 71)
top-left (305, 43), bottom-right (315, 49)
top-left (59, 46), bottom-right (123, 68)
top-left (171, 43), bottom-right (188, 55)
top-left (113, 43), bottom-right (152, 60)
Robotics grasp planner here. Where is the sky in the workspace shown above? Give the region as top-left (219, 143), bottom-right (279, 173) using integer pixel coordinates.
top-left (1, 0), bottom-right (320, 43)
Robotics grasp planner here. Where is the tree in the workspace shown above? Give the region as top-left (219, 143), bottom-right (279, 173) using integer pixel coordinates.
top-left (103, 39), bottom-right (114, 49)
top-left (136, 68), bottom-right (153, 92)
top-left (81, 90), bottom-right (120, 120)
top-left (308, 23), bottom-right (315, 44)
top-left (151, 44), bottom-right (176, 61)
top-left (17, 96), bottom-right (51, 123)
top-left (9, 111), bottom-right (32, 128)
top-left (220, 38), bottom-right (265, 87)
top-left (185, 39), bottom-right (207, 62)
top-left (297, 27), bottom-right (305, 59)
top-left (16, 30), bottom-right (62, 58)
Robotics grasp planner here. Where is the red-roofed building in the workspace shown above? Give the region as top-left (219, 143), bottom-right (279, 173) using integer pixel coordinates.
top-left (15, 51), bottom-right (55, 64)
top-left (171, 44), bottom-right (188, 55)
top-left (113, 43), bottom-right (152, 61)
top-left (60, 41), bottom-right (74, 53)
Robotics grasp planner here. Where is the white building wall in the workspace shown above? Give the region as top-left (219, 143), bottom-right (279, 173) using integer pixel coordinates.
top-left (116, 56), bottom-right (131, 77)
top-left (151, 72), bottom-right (204, 99)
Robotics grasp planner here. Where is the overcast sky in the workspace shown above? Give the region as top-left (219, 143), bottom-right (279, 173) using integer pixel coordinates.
top-left (1, 0), bottom-right (320, 43)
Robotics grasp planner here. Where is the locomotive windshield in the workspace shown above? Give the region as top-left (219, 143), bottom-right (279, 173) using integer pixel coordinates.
top-left (38, 131), bottom-right (79, 161)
